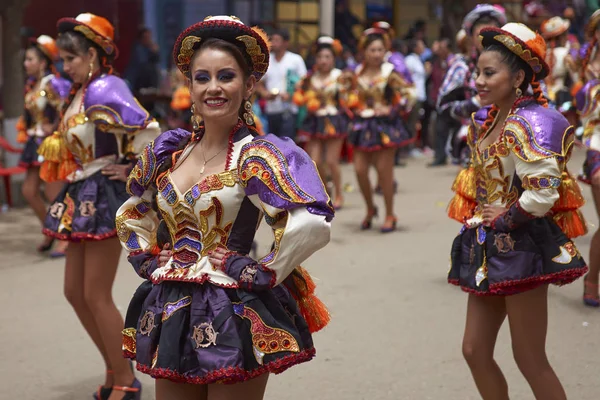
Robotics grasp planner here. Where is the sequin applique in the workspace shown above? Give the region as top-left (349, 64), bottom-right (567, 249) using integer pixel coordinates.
top-left (192, 322), bottom-right (218, 348)
top-left (475, 265), bottom-right (488, 287)
top-left (162, 296), bottom-right (192, 322)
top-left (234, 304), bottom-right (300, 365)
top-left (552, 242), bottom-right (580, 264)
top-left (521, 175), bottom-right (562, 190)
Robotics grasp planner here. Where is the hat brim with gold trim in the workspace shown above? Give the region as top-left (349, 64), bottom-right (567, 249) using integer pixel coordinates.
top-left (479, 23), bottom-right (549, 80)
top-left (173, 16), bottom-right (270, 81)
top-left (541, 17), bottom-right (570, 39)
top-left (57, 13), bottom-right (118, 59)
top-left (586, 9), bottom-right (600, 38)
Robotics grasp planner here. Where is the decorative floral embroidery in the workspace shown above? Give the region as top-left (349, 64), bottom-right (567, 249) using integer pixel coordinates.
top-left (78, 200), bottom-right (97, 217)
top-left (192, 322), bottom-right (219, 348)
top-left (177, 36), bottom-right (202, 74)
top-left (139, 311), bottom-right (156, 336)
top-left (240, 265), bottom-right (258, 283)
top-left (504, 116), bottom-right (561, 162)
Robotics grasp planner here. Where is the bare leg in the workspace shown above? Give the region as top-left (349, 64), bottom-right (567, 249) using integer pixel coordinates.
top-left (63, 241), bottom-right (113, 388)
top-left (22, 167), bottom-right (47, 221)
top-left (44, 181), bottom-right (69, 254)
top-left (156, 380), bottom-right (207, 400)
top-left (506, 285), bottom-right (567, 400)
top-left (208, 374), bottom-right (269, 400)
top-left (82, 238), bottom-right (135, 399)
top-left (325, 138), bottom-right (344, 208)
top-left (462, 294), bottom-right (509, 400)
top-left (353, 150), bottom-right (376, 226)
top-left (374, 148), bottom-right (397, 228)
top-left (306, 139), bottom-right (325, 181)
top-left (584, 184), bottom-right (600, 299)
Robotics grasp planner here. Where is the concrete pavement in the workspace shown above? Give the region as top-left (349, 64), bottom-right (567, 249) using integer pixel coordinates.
top-left (1, 148), bottom-right (599, 400)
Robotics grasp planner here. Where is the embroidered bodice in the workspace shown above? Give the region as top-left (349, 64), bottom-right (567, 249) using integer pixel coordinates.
top-left (302, 69), bottom-right (343, 117)
top-left (117, 124), bottom-right (333, 288)
top-left (23, 74), bottom-right (70, 137)
top-left (353, 62), bottom-right (414, 118)
top-left (466, 100), bottom-right (573, 225)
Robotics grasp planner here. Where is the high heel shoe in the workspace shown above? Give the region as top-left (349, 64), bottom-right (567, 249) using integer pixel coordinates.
top-left (92, 370), bottom-right (113, 400)
top-left (583, 275), bottom-right (600, 307)
top-left (380, 215), bottom-right (397, 234)
top-left (112, 378), bottom-right (142, 400)
top-left (360, 207), bottom-right (378, 230)
top-left (36, 237), bottom-right (55, 253)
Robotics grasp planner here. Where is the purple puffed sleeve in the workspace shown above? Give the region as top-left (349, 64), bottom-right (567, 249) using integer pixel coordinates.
top-left (49, 76), bottom-right (72, 100)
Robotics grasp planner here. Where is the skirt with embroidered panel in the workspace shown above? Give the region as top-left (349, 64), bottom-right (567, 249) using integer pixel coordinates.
top-left (122, 279), bottom-right (315, 384)
top-left (448, 217), bottom-right (588, 296)
top-left (43, 170), bottom-right (128, 241)
top-left (348, 116), bottom-right (413, 152)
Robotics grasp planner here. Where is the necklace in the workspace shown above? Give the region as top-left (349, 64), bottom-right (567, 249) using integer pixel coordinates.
top-left (199, 140), bottom-right (228, 174)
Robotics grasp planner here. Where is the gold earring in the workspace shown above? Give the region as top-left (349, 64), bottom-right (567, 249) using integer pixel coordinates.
top-left (191, 103), bottom-right (202, 131)
top-left (515, 87), bottom-right (522, 97)
top-left (243, 100), bottom-right (254, 125)
top-left (88, 60), bottom-right (95, 81)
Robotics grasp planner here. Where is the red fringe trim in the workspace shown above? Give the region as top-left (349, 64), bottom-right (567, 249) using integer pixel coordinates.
top-left (149, 273), bottom-right (240, 288)
top-left (42, 228), bottom-right (118, 242)
top-left (448, 265), bottom-right (588, 296)
top-left (130, 347), bottom-right (316, 385)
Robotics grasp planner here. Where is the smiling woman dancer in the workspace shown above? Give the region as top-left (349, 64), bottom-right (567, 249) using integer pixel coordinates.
top-left (18, 35), bottom-right (71, 255)
top-left (37, 13), bottom-right (160, 400)
top-left (447, 23), bottom-right (587, 399)
top-left (116, 16), bottom-right (333, 400)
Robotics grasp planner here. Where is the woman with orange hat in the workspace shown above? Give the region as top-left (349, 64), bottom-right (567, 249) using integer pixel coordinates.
top-left (575, 9), bottom-right (600, 308)
top-left (37, 13), bottom-right (161, 399)
top-left (540, 16), bottom-right (579, 106)
top-left (115, 15), bottom-right (332, 399)
top-left (447, 22), bottom-right (587, 399)
top-left (17, 35), bottom-right (71, 255)
top-left (347, 27), bottom-right (415, 233)
top-left (294, 35), bottom-right (348, 210)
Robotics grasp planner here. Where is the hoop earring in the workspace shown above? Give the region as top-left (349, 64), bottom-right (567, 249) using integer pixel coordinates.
top-left (243, 99), bottom-right (254, 126)
top-left (191, 103), bottom-right (202, 131)
top-left (515, 87), bottom-right (522, 97)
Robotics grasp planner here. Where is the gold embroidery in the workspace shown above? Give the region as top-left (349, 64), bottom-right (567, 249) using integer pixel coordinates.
top-left (494, 233), bottom-right (515, 253)
top-left (177, 36), bottom-right (202, 73)
top-left (139, 311), bottom-right (156, 336)
top-left (192, 322), bottom-right (218, 348)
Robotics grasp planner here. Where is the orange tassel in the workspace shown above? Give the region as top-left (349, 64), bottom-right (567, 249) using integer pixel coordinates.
top-left (451, 166), bottom-right (476, 200)
top-left (16, 117), bottom-right (29, 143)
top-left (58, 155), bottom-right (79, 180)
top-left (285, 267), bottom-right (330, 333)
top-left (39, 161), bottom-right (59, 182)
top-left (292, 91), bottom-right (305, 106)
top-left (551, 171), bottom-right (585, 212)
top-left (553, 210), bottom-right (588, 239)
top-left (447, 194), bottom-right (476, 223)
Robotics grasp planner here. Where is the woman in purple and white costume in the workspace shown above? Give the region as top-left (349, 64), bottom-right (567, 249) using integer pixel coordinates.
top-left (447, 23), bottom-right (587, 399)
top-left (18, 35), bottom-right (71, 254)
top-left (576, 10), bottom-right (600, 307)
top-left (37, 13), bottom-right (160, 400)
top-left (116, 16), bottom-right (332, 399)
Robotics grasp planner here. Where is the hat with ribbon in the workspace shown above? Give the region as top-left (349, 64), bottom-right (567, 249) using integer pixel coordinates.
top-left (463, 4), bottom-right (507, 36)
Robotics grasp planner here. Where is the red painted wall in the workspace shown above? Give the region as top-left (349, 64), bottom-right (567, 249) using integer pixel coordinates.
top-left (22, 0), bottom-right (141, 73)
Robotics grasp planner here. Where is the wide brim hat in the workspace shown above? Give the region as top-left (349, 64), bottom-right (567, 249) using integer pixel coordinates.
top-left (29, 35), bottom-right (59, 62)
top-left (358, 27), bottom-right (391, 51)
top-left (463, 4), bottom-right (507, 36)
top-left (586, 9), bottom-right (600, 38)
top-left (372, 21), bottom-right (395, 38)
top-left (57, 13), bottom-right (118, 59)
top-left (173, 16), bottom-right (270, 81)
top-left (479, 23), bottom-right (549, 80)
top-left (541, 17), bottom-right (570, 39)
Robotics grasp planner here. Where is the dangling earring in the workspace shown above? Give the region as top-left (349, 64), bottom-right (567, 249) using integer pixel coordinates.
top-left (243, 99), bottom-right (254, 125)
top-left (191, 103), bottom-right (201, 131)
top-left (515, 87), bottom-right (522, 97)
top-left (88, 60), bottom-right (94, 81)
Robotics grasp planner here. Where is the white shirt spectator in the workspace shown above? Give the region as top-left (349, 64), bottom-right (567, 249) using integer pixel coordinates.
top-left (405, 53), bottom-right (427, 102)
top-left (263, 51), bottom-right (307, 114)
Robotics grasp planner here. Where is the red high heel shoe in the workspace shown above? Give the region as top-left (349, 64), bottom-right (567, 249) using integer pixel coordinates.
top-left (93, 370), bottom-right (113, 400)
top-left (361, 207), bottom-right (379, 230)
top-left (112, 379), bottom-right (142, 400)
top-left (583, 275), bottom-right (600, 307)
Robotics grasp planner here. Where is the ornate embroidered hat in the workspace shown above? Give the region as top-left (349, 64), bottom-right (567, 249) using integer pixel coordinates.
top-left (463, 4), bottom-right (507, 36)
top-left (313, 35), bottom-right (343, 56)
top-left (57, 13), bottom-right (118, 58)
top-left (479, 23), bottom-right (549, 79)
top-left (358, 27), bottom-right (391, 51)
top-left (586, 9), bottom-right (600, 38)
top-left (173, 16), bottom-right (270, 81)
top-left (540, 17), bottom-right (570, 39)
top-left (372, 21), bottom-right (396, 38)
top-left (30, 35), bottom-right (59, 62)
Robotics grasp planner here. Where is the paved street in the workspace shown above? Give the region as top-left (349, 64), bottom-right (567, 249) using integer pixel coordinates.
top-left (1, 148), bottom-right (599, 400)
